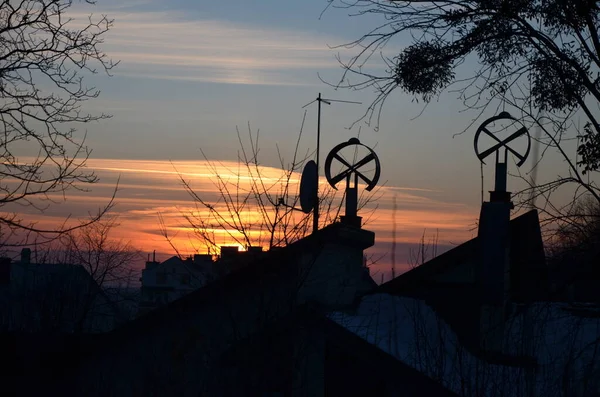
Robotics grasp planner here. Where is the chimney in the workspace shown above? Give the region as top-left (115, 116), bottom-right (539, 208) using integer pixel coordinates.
top-left (297, 222), bottom-right (376, 309)
top-left (477, 153), bottom-right (512, 353)
top-left (219, 246), bottom-right (239, 261)
top-left (21, 248), bottom-right (31, 265)
top-left (144, 251), bottom-right (160, 270)
top-left (247, 246), bottom-right (263, 254)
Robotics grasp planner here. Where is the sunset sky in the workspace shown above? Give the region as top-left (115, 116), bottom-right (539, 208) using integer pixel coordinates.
top-left (14, 0), bottom-right (583, 281)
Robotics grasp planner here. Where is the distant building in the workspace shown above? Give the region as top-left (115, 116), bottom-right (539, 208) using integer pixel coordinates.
top-left (139, 247), bottom-right (268, 315)
top-left (139, 254), bottom-right (214, 315)
top-left (0, 249), bottom-right (124, 333)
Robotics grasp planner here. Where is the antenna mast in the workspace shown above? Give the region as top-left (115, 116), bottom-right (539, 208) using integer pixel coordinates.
top-left (302, 93), bottom-right (361, 234)
top-left (528, 112), bottom-right (543, 209)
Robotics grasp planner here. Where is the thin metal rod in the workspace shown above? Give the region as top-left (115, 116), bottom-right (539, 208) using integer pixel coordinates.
top-left (313, 93), bottom-right (321, 235)
top-left (301, 99), bottom-right (317, 109)
top-left (528, 114), bottom-right (542, 209)
top-left (322, 99), bottom-right (362, 105)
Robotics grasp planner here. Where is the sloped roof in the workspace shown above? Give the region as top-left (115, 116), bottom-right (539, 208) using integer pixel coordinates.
top-left (369, 209), bottom-right (547, 366)
top-left (376, 209), bottom-right (546, 300)
top-left (217, 304), bottom-right (459, 396)
top-left (12, 261), bottom-right (92, 281)
top-left (5, 261), bottom-right (125, 326)
top-left (150, 255), bottom-right (205, 276)
top-left (330, 293), bottom-right (600, 397)
top-left (158, 255), bottom-right (183, 267)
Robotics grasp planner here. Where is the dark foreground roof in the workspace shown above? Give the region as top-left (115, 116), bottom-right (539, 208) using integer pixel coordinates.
top-left (372, 210), bottom-right (544, 367)
top-left (213, 305), bottom-right (460, 397)
top-left (376, 209), bottom-right (546, 302)
top-left (0, 305), bottom-right (458, 397)
top-left (0, 332), bottom-right (101, 396)
top-left (95, 222), bottom-right (375, 347)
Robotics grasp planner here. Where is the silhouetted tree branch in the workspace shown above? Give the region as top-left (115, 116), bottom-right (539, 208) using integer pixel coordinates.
top-left (162, 116), bottom-right (383, 256)
top-left (0, 0), bottom-right (117, 245)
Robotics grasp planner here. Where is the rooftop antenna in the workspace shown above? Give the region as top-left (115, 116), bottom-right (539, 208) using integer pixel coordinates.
top-left (527, 112), bottom-right (543, 209)
top-left (324, 137), bottom-right (381, 228)
top-left (302, 93), bottom-right (361, 234)
top-left (474, 111), bottom-right (531, 205)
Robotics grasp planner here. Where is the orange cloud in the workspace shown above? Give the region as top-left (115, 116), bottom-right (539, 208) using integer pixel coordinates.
top-left (4, 158), bottom-right (479, 271)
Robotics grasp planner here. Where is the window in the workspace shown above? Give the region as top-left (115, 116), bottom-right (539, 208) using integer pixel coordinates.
top-left (156, 272), bottom-right (167, 284)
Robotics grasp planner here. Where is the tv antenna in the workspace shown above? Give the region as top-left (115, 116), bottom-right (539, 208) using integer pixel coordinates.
top-left (302, 93), bottom-right (361, 234)
top-left (324, 138), bottom-right (381, 228)
top-left (474, 111), bottom-right (531, 205)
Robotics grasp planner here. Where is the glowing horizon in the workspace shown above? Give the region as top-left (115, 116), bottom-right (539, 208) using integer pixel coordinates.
top-left (3, 157), bottom-right (479, 279)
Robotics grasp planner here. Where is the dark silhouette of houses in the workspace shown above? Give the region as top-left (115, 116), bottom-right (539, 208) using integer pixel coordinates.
top-left (0, 249), bottom-right (125, 333)
top-left (138, 246), bottom-right (271, 316)
top-left (35, 222), bottom-right (457, 397)
top-left (3, 193), bottom-right (599, 396)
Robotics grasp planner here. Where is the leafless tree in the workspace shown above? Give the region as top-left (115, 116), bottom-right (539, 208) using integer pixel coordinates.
top-left (56, 217), bottom-right (141, 330)
top-left (0, 0), bottom-right (117, 246)
top-left (161, 115), bottom-right (384, 256)
top-left (408, 228), bottom-right (439, 269)
top-left (57, 217), bottom-right (140, 289)
top-left (543, 194), bottom-right (600, 292)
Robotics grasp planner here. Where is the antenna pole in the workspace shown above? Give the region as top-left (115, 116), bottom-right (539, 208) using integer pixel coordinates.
top-left (313, 93), bottom-right (322, 234)
top-left (528, 112), bottom-right (542, 209)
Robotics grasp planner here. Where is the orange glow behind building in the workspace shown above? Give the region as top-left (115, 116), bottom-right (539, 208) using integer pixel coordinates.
top-left (7, 158), bottom-right (479, 279)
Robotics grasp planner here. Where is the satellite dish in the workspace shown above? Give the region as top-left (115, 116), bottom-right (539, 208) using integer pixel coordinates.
top-left (299, 160), bottom-right (317, 214)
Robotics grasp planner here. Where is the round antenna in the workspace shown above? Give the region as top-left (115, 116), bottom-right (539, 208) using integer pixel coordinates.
top-left (474, 112), bottom-right (531, 167)
top-left (324, 138), bottom-right (381, 192)
top-left (299, 160), bottom-right (318, 214)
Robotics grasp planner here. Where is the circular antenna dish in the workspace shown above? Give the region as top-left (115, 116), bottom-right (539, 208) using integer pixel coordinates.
top-left (299, 160), bottom-right (318, 214)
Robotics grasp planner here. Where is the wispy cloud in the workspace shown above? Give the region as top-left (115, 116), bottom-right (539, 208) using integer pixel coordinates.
top-left (6, 158), bottom-right (477, 267)
top-left (68, 5), bottom-right (343, 86)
